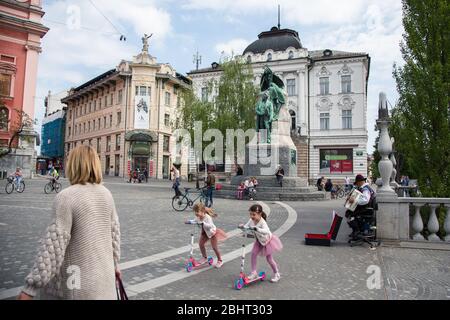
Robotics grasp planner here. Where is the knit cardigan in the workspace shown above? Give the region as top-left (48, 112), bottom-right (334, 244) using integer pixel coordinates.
top-left (22, 184), bottom-right (121, 300)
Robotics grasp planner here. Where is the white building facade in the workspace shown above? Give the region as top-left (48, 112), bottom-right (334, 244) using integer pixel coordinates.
top-left (188, 27), bottom-right (370, 183)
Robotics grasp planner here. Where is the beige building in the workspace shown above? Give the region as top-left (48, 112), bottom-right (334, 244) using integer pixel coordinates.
top-left (61, 39), bottom-right (190, 180)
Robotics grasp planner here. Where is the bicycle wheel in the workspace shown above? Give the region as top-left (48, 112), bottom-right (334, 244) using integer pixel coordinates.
top-left (337, 189), bottom-right (345, 199)
top-left (172, 195), bottom-right (189, 211)
top-left (55, 182), bottom-right (62, 193)
top-left (17, 181), bottom-right (25, 193)
top-left (5, 182), bottom-right (14, 194)
top-left (44, 183), bottom-right (53, 194)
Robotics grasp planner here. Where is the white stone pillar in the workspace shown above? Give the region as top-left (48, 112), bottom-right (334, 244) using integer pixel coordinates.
top-left (376, 93), bottom-right (396, 197)
top-left (427, 204), bottom-right (441, 241)
top-left (444, 205), bottom-right (450, 242)
top-left (411, 203), bottom-right (425, 240)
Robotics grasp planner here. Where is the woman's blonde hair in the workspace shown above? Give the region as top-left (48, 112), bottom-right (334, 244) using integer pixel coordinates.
top-left (193, 203), bottom-right (217, 218)
top-left (66, 145), bottom-right (102, 185)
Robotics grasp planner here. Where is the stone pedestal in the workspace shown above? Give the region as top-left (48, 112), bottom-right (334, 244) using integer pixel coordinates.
top-left (244, 106), bottom-right (298, 177)
top-left (0, 129), bottom-right (38, 179)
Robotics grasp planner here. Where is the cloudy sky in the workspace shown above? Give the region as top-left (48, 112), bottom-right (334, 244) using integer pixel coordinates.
top-left (36, 0), bottom-right (405, 153)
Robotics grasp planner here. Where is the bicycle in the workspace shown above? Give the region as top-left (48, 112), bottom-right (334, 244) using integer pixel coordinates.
top-left (336, 185), bottom-right (353, 199)
top-left (172, 187), bottom-right (208, 212)
top-left (44, 177), bottom-right (62, 194)
top-left (5, 176), bottom-right (25, 194)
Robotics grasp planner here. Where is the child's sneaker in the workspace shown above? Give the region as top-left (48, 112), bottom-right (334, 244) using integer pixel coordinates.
top-left (198, 257), bottom-right (208, 265)
top-left (215, 260), bottom-right (223, 268)
top-left (271, 273), bottom-right (281, 283)
top-left (248, 272), bottom-right (258, 281)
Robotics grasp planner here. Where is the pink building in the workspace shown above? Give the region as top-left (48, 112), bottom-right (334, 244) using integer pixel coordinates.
top-left (0, 0), bottom-right (48, 177)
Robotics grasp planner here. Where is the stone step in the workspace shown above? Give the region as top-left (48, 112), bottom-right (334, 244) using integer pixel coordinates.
top-left (215, 190), bottom-right (328, 201)
top-left (219, 185), bottom-right (317, 193)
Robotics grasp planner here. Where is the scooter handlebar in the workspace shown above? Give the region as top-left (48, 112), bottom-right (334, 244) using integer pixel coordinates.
top-left (185, 220), bottom-right (203, 225)
top-left (238, 225), bottom-right (257, 231)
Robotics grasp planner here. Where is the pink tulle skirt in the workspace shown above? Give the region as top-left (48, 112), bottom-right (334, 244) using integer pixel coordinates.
top-left (252, 235), bottom-right (283, 257)
top-left (203, 228), bottom-right (228, 243)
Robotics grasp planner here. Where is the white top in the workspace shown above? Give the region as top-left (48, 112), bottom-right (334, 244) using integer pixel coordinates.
top-left (357, 183), bottom-right (372, 206)
top-left (195, 214), bottom-right (217, 239)
top-left (244, 218), bottom-right (272, 246)
top-left (172, 168), bottom-right (180, 180)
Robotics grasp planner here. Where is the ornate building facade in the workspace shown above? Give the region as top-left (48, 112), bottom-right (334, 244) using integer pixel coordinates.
top-left (0, 0), bottom-right (48, 177)
top-left (62, 39), bottom-right (191, 180)
top-left (188, 26), bottom-right (370, 183)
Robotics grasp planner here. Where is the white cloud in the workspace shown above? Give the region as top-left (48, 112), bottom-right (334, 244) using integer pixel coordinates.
top-left (34, 0), bottom-right (174, 151)
top-left (215, 38), bottom-right (250, 58)
top-left (185, 0), bottom-right (404, 153)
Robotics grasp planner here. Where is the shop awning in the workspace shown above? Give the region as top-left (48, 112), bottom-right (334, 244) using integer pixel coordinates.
top-left (125, 130), bottom-right (158, 142)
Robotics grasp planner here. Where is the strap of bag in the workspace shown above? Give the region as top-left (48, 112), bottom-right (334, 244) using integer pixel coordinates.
top-left (116, 277), bottom-right (128, 300)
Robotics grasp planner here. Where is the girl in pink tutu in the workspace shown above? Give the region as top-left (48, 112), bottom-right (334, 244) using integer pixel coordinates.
top-left (239, 204), bottom-right (283, 282)
top-left (192, 203), bottom-right (228, 268)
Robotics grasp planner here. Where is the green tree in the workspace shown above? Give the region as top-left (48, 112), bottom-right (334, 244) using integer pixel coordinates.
top-left (210, 58), bottom-right (257, 134)
top-left (391, 0), bottom-right (450, 197)
top-left (177, 58), bottom-right (258, 165)
top-left (370, 134), bottom-right (380, 180)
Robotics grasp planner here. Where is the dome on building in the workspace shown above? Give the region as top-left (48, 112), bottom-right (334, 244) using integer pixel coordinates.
top-left (243, 27), bottom-right (302, 55)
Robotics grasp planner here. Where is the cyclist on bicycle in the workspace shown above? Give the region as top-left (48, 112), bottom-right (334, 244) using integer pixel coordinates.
top-left (49, 167), bottom-right (59, 185)
top-left (13, 167), bottom-right (23, 190)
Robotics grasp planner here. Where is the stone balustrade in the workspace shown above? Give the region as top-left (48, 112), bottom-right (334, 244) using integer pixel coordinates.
top-left (409, 198), bottom-right (450, 242)
top-left (376, 197), bottom-right (450, 243)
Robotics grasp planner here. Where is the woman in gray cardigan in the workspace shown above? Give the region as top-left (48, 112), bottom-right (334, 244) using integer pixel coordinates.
top-left (18, 146), bottom-right (121, 300)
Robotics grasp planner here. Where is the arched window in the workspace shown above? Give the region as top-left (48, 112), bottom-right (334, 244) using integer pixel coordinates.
top-left (288, 51), bottom-right (294, 59)
top-left (289, 110), bottom-right (296, 131)
top-left (267, 53), bottom-right (272, 61)
top-left (246, 55), bottom-right (252, 64)
top-left (0, 107), bottom-right (9, 132)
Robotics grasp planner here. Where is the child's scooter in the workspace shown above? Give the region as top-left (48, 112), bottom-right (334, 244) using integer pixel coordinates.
top-left (234, 226), bottom-right (266, 290)
top-left (184, 220), bottom-right (214, 272)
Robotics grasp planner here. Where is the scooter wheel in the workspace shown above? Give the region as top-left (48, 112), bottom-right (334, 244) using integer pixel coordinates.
top-left (259, 271), bottom-right (266, 281)
top-left (186, 262), bottom-right (193, 273)
top-left (234, 278), bottom-right (244, 290)
top-left (207, 257), bottom-right (214, 266)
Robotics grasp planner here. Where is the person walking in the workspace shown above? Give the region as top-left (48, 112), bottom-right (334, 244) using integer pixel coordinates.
top-left (275, 165), bottom-right (284, 188)
top-left (17, 145), bottom-right (121, 300)
top-left (205, 171), bottom-right (216, 208)
top-left (143, 167), bottom-right (148, 183)
top-left (171, 165), bottom-right (181, 198)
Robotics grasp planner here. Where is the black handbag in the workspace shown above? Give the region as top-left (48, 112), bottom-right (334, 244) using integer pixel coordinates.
top-left (116, 276), bottom-right (128, 300)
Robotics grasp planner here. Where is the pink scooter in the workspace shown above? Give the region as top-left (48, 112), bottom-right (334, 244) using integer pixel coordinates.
top-left (234, 226), bottom-right (266, 290)
top-left (184, 220), bottom-right (214, 272)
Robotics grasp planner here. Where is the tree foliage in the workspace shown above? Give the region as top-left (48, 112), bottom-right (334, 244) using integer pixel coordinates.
top-left (391, 0), bottom-right (450, 197)
top-left (177, 58), bottom-right (258, 163)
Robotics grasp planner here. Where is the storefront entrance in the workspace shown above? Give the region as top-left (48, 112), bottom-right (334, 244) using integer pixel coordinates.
top-left (134, 157), bottom-right (148, 172)
top-left (125, 130), bottom-right (157, 178)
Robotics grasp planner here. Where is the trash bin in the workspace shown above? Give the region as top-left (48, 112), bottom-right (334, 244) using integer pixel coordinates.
top-left (1, 170), bottom-right (7, 179)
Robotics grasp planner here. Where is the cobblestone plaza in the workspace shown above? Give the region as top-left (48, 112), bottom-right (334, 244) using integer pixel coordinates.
top-left (1, 178), bottom-right (448, 300)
